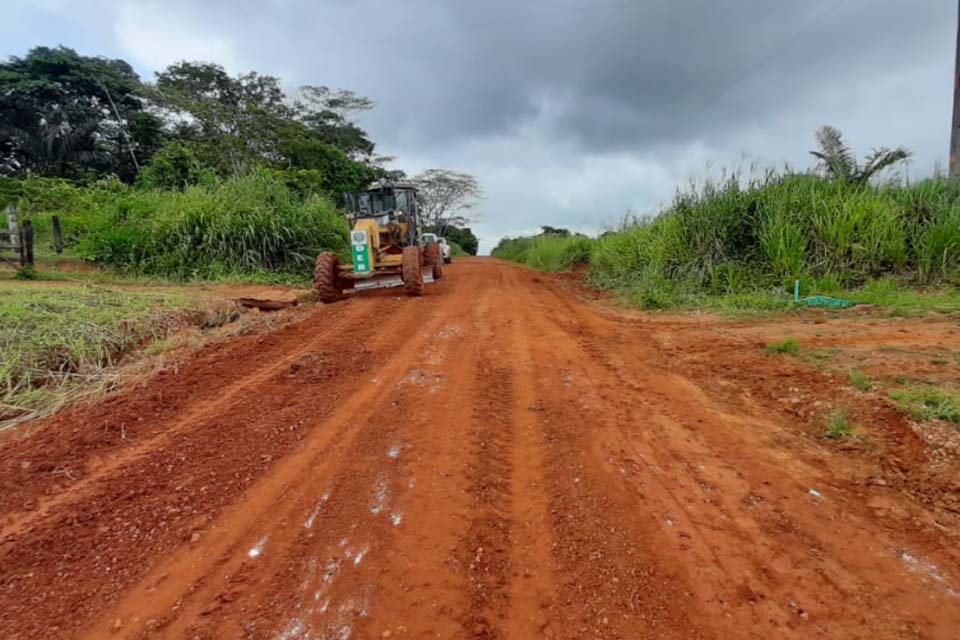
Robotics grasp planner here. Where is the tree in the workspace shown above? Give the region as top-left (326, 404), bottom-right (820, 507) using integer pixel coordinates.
top-left (152, 64), bottom-right (384, 182)
top-left (0, 46), bottom-right (163, 181)
top-left (411, 169), bottom-right (483, 234)
top-left (136, 141), bottom-right (212, 190)
top-left (1, 46), bottom-right (390, 191)
top-left (810, 125), bottom-right (911, 186)
top-left (154, 62), bottom-right (292, 176)
top-left (294, 86), bottom-right (377, 161)
top-left (441, 226), bottom-right (479, 255)
top-left (276, 121), bottom-right (378, 198)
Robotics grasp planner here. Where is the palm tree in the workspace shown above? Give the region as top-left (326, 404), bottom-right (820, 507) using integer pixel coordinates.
top-left (810, 125), bottom-right (911, 186)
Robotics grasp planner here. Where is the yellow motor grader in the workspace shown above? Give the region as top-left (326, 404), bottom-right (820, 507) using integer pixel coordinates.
top-left (314, 181), bottom-right (444, 303)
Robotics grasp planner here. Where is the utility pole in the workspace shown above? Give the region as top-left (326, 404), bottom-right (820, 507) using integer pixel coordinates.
top-left (950, 0), bottom-right (960, 176)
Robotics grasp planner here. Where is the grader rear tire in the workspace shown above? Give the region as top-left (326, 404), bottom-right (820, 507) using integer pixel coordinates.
top-left (425, 243), bottom-right (443, 280)
top-left (402, 246), bottom-right (424, 296)
top-left (314, 252), bottom-right (345, 303)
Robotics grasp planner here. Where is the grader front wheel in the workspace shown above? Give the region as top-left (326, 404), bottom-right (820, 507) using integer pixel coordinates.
top-left (425, 243), bottom-right (443, 280)
top-left (314, 252), bottom-right (345, 303)
top-left (402, 246), bottom-right (424, 296)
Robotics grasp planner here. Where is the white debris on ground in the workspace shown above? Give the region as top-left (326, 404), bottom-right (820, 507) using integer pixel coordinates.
top-left (248, 535), bottom-right (269, 559)
top-left (304, 492), bottom-right (331, 529)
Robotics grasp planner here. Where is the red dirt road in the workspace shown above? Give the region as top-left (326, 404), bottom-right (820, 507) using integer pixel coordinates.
top-left (2, 258), bottom-right (959, 639)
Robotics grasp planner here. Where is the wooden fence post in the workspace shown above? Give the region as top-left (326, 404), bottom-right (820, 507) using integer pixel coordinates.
top-left (5, 205), bottom-right (18, 251)
top-left (52, 215), bottom-right (63, 254)
top-left (21, 220), bottom-right (34, 267)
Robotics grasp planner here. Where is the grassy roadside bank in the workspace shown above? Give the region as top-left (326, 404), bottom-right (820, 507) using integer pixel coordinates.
top-left (0, 283), bottom-right (235, 430)
top-left (492, 173), bottom-right (960, 315)
top-left (8, 171), bottom-right (349, 283)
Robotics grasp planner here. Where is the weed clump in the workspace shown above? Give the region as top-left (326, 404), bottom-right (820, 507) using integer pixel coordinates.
top-left (848, 370), bottom-right (874, 392)
top-left (825, 410), bottom-right (854, 439)
top-left (765, 337), bottom-right (800, 356)
top-left (891, 386), bottom-right (960, 424)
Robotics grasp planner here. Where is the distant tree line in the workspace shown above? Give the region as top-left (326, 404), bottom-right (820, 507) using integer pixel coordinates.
top-left (0, 46), bottom-right (394, 195)
top-left (0, 45), bottom-right (482, 253)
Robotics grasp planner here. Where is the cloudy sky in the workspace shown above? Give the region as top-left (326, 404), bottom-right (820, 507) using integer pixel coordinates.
top-left (4, 0), bottom-right (955, 252)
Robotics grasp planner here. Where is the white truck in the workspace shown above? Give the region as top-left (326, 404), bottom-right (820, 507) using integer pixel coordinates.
top-left (422, 233), bottom-right (453, 264)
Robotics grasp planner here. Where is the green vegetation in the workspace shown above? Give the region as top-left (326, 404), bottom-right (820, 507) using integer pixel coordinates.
top-left (848, 369), bottom-right (874, 391)
top-left (891, 385), bottom-right (960, 424)
top-left (0, 284), bottom-right (201, 425)
top-left (1, 47), bottom-right (386, 190)
top-left (809, 125), bottom-right (911, 187)
top-left (589, 172), bottom-right (960, 292)
top-left (493, 127), bottom-right (960, 313)
top-left (1, 46), bottom-right (487, 283)
top-left (16, 171), bottom-right (349, 280)
top-left (0, 46), bottom-right (390, 282)
top-left (765, 337), bottom-right (800, 356)
top-left (495, 167), bottom-right (960, 313)
top-left (440, 226), bottom-right (480, 256)
top-left (798, 347), bottom-right (838, 370)
top-left (842, 278), bottom-right (960, 315)
top-left (825, 410), bottom-right (854, 439)
top-left (493, 229), bottom-right (592, 272)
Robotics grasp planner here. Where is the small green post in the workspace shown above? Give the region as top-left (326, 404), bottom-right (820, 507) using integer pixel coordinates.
top-left (794, 279), bottom-right (800, 303)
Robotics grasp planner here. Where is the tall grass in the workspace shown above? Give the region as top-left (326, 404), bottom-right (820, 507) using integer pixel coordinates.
top-left (493, 234), bottom-right (591, 272)
top-left (498, 171), bottom-right (960, 309)
top-left (16, 170), bottom-right (349, 280)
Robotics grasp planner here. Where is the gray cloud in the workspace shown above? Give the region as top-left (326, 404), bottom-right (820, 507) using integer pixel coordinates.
top-left (5, 0), bottom-right (955, 251)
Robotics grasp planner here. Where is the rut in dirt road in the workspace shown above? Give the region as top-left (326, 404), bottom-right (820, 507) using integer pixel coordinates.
top-left (1, 258), bottom-right (959, 640)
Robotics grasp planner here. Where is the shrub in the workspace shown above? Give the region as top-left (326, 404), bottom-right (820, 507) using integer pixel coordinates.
top-left (13, 170), bottom-right (349, 280)
top-left (492, 233), bottom-right (592, 272)
top-left (136, 142), bottom-right (214, 191)
top-left (581, 171), bottom-right (960, 305)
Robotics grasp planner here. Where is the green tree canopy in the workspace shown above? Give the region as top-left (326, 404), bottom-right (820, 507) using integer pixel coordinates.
top-left (438, 226), bottom-right (479, 255)
top-left (2, 45), bottom-right (412, 200)
top-left (0, 46), bottom-right (163, 181)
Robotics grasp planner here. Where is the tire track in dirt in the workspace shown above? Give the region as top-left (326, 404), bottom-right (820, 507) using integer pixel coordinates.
top-left (0, 294), bottom-right (416, 639)
top-left (526, 269), bottom-right (960, 638)
top-left (349, 280), bottom-right (509, 639)
top-left (4, 259), bottom-right (960, 639)
top-left (85, 283), bottom-right (468, 639)
top-left (86, 266), bottom-right (510, 639)
top-left (500, 266), bottom-right (709, 640)
top-left (457, 348), bottom-right (516, 639)
top-left (0, 301), bottom-right (369, 520)
top-left (0, 301), bottom-right (373, 543)
top-left (498, 304), bottom-right (557, 639)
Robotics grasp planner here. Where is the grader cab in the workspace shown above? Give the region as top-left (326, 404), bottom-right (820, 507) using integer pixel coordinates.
top-left (314, 181), bottom-right (444, 303)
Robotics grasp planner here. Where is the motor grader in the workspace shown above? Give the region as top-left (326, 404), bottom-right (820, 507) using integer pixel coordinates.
top-left (314, 181), bottom-right (444, 303)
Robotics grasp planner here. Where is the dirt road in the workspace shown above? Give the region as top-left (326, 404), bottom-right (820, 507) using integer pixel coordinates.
top-left (2, 258), bottom-right (959, 639)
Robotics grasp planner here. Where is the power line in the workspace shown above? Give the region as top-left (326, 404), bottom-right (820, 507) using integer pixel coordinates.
top-left (949, 0), bottom-right (960, 176)
top-left (275, 0), bottom-right (643, 55)
top-left (697, 0), bottom-right (850, 111)
top-left (399, 0), bottom-right (639, 43)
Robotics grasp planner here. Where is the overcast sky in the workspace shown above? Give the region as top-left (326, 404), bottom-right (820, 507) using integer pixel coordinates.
top-left (4, 0), bottom-right (955, 252)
